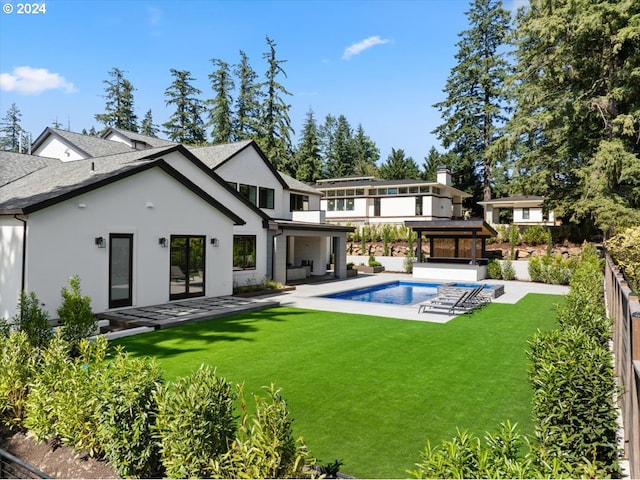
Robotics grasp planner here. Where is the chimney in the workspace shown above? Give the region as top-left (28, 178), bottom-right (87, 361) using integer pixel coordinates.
top-left (437, 166), bottom-right (451, 186)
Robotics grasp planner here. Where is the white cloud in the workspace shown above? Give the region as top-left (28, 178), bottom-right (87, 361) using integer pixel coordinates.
top-left (0, 66), bottom-right (76, 94)
top-left (147, 6), bottom-right (162, 26)
top-left (342, 35), bottom-right (391, 60)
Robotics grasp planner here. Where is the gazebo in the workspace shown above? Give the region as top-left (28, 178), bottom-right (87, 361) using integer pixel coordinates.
top-left (405, 219), bottom-right (497, 281)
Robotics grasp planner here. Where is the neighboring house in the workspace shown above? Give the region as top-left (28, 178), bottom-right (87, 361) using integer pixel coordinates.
top-left (0, 128), bottom-right (351, 320)
top-left (477, 195), bottom-right (555, 227)
top-left (313, 167), bottom-right (471, 225)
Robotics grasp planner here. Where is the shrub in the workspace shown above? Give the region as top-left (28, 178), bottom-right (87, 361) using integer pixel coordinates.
top-left (25, 333), bottom-right (108, 456)
top-left (12, 290), bottom-right (53, 349)
top-left (403, 256), bottom-right (416, 274)
top-left (501, 259), bottom-right (516, 281)
top-left (211, 384), bottom-right (311, 478)
top-left (528, 327), bottom-right (620, 477)
top-left (528, 256), bottom-right (543, 282)
top-left (605, 225), bottom-right (640, 291)
top-left (0, 331), bottom-right (37, 428)
top-left (97, 348), bottom-right (164, 478)
top-left (154, 365), bottom-right (237, 478)
top-left (57, 276), bottom-right (97, 353)
top-left (368, 255), bottom-right (382, 267)
top-left (487, 259), bottom-right (502, 279)
top-left (508, 225), bottom-right (521, 258)
top-left (521, 225), bottom-right (549, 246)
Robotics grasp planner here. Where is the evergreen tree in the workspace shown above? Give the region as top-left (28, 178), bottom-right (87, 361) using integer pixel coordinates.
top-left (258, 36), bottom-right (294, 172)
top-left (233, 50), bottom-right (262, 142)
top-left (163, 69), bottom-right (206, 145)
top-left (0, 103), bottom-right (23, 152)
top-left (140, 109), bottom-right (159, 137)
top-left (422, 146), bottom-right (442, 181)
top-left (293, 109), bottom-right (323, 183)
top-left (320, 114), bottom-right (337, 178)
top-left (507, 0), bottom-right (640, 234)
top-left (352, 123), bottom-right (380, 176)
top-left (378, 148), bottom-right (420, 180)
top-left (321, 114), bottom-right (356, 178)
top-left (207, 58), bottom-right (234, 144)
top-left (95, 67), bottom-right (138, 132)
top-left (432, 0), bottom-right (511, 202)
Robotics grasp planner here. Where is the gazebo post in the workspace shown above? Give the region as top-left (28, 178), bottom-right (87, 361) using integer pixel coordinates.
top-left (416, 230), bottom-right (423, 262)
top-left (471, 231), bottom-right (477, 265)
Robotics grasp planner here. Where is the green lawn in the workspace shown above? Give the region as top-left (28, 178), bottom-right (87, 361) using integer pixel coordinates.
top-left (114, 293), bottom-right (561, 478)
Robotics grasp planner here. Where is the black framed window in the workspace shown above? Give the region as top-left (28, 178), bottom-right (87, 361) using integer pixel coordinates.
top-left (239, 184), bottom-right (257, 205)
top-left (233, 235), bottom-right (256, 270)
top-left (109, 234), bottom-right (133, 308)
top-left (415, 197), bottom-right (423, 215)
top-left (259, 187), bottom-right (275, 209)
top-left (170, 235), bottom-right (205, 300)
top-left (290, 193), bottom-right (309, 211)
top-left (523, 207), bottom-right (530, 220)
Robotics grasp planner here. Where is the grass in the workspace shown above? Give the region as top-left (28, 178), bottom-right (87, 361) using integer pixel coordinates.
top-left (113, 293), bottom-right (561, 478)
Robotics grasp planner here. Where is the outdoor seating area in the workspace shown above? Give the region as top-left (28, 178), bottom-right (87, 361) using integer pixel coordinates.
top-left (417, 285), bottom-right (491, 315)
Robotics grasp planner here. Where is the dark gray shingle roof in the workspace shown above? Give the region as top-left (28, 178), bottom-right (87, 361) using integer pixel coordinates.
top-left (187, 141), bottom-right (254, 169)
top-left (277, 171), bottom-right (321, 195)
top-left (105, 128), bottom-right (177, 148)
top-left (32, 128), bottom-right (132, 158)
top-left (0, 151), bottom-right (61, 187)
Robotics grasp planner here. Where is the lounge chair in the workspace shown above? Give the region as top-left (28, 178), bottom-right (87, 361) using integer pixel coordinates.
top-left (417, 289), bottom-right (473, 315)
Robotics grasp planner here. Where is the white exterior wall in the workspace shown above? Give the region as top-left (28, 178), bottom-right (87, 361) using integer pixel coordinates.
top-left (514, 207), bottom-right (544, 224)
top-left (103, 131), bottom-right (130, 146)
top-left (33, 136), bottom-right (85, 161)
top-left (380, 196), bottom-right (414, 218)
top-left (293, 236), bottom-right (327, 276)
top-left (214, 149), bottom-right (285, 218)
top-left (162, 153), bottom-right (269, 286)
top-left (0, 217), bottom-right (25, 320)
top-left (432, 196), bottom-right (452, 219)
top-left (18, 168), bottom-right (235, 320)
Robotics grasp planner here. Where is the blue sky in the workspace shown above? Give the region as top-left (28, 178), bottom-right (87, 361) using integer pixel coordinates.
top-left (0, 0), bottom-right (524, 164)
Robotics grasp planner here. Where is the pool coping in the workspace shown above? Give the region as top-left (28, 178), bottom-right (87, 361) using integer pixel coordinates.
top-left (272, 272), bottom-right (570, 323)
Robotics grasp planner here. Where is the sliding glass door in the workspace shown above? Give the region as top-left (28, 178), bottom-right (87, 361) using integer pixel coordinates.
top-left (170, 235), bottom-right (205, 300)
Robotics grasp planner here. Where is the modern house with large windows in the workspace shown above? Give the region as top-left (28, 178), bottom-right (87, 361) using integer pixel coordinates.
top-left (0, 127), bottom-right (351, 320)
top-left (477, 195), bottom-right (555, 227)
top-left (313, 166), bottom-right (470, 225)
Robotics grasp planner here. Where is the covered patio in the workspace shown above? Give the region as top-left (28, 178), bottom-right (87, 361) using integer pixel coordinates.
top-left (405, 220), bottom-right (498, 281)
top-left (268, 220), bottom-right (354, 285)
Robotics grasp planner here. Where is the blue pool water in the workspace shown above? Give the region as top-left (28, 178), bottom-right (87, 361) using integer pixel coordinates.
top-left (324, 281), bottom-right (492, 306)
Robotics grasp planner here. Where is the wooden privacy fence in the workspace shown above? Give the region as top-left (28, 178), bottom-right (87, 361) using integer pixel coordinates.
top-left (605, 254), bottom-right (640, 479)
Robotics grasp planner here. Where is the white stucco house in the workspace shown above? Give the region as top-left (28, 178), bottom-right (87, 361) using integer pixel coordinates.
top-left (313, 167), bottom-right (470, 225)
top-left (0, 127), bottom-right (351, 320)
top-left (477, 195), bottom-right (555, 227)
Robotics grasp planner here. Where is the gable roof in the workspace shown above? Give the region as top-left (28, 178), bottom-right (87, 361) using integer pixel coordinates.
top-left (0, 145), bottom-right (245, 225)
top-left (31, 127), bottom-right (132, 158)
top-left (0, 151), bottom-right (60, 188)
top-left (188, 140), bottom-right (288, 189)
top-left (102, 127), bottom-right (177, 148)
top-left (277, 171), bottom-right (321, 196)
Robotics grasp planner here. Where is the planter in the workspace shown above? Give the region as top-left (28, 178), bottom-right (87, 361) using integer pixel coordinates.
top-left (355, 265), bottom-right (385, 274)
top-left (346, 269), bottom-right (358, 277)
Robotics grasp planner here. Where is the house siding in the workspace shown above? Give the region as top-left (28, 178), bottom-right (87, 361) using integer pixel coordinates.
top-left (0, 217), bottom-right (25, 320)
top-left (17, 167), bottom-right (234, 319)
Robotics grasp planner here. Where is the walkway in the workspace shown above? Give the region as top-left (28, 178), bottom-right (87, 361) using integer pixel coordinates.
top-left (99, 296), bottom-right (279, 330)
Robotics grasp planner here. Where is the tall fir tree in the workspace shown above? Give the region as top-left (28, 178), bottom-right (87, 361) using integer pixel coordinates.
top-left (432, 0), bottom-right (511, 203)
top-left (95, 67), bottom-right (138, 133)
top-left (321, 114), bottom-right (357, 178)
top-left (378, 148), bottom-right (420, 180)
top-left (352, 124), bottom-right (380, 176)
top-left (293, 109), bottom-right (323, 183)
top-left (507, 0), bottom-right (640, 234)
top-left (422, 146), bottom-right (443, 181)
top-left (140, 109), bottom-right (159, 137)
top-left (163, 69), bottom-right (207, 145)
top-left (0, 103), bottom-right (23, 152)
top-left (233, 50), bottom-right (262, 142)
top-left (207, 58), bottom-right (234, 144)
top-left (258, 36), bottom-right (294, 172)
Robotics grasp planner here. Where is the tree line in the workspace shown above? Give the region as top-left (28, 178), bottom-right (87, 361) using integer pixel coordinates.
top-left (2, 0), bottom-right (639, 235)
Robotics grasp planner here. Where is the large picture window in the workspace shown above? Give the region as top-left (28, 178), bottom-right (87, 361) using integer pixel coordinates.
top-left (259, 187), bottom-right (275, 209)
top-left (290, 193), bottom-right (309, 211)
top-left (233, 235), bottom-right (256, 270)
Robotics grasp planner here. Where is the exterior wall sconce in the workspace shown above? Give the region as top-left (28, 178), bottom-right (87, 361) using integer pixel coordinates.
top-left (211, 238), bottom-right (219, 247)
top-left (95, 236), bottom-right (106, 248)
top-left (159, 237), bottom-right (168, 248)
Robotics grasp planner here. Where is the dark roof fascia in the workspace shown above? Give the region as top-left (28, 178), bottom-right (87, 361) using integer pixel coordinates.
top-left (169, 144), bottom-right (271, 222)
top-left (31, 127), bottom-right (93, 158)
top-left (15, 158), bottom-right (245, 225)
top-left (213, 140), bottom-right (288, 189)
top-left (272, 219), bottom-right (355, 233)
top-left (405, 220), bottom-right (497, 237)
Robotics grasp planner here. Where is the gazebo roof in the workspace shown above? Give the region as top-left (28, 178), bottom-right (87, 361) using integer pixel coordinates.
top-left (404, 220), bottom-right (497, 238)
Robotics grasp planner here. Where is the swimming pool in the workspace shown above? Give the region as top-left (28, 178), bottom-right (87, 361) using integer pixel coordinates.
top-left (323, 281), bottom-right (499, 306)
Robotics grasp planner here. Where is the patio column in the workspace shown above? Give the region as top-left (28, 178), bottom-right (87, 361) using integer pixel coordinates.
top-left (416, 231), bottom-right (423, 262)
top-left (273, 232), bottom-right (287, 284)
top-left (334, 234), bottom-right (347, 279)
top-left (471, 231), bottom-right (477, 265)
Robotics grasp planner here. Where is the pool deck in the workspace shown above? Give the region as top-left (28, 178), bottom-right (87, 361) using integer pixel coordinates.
top-left (274, 272), bottom-right (570, 323)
